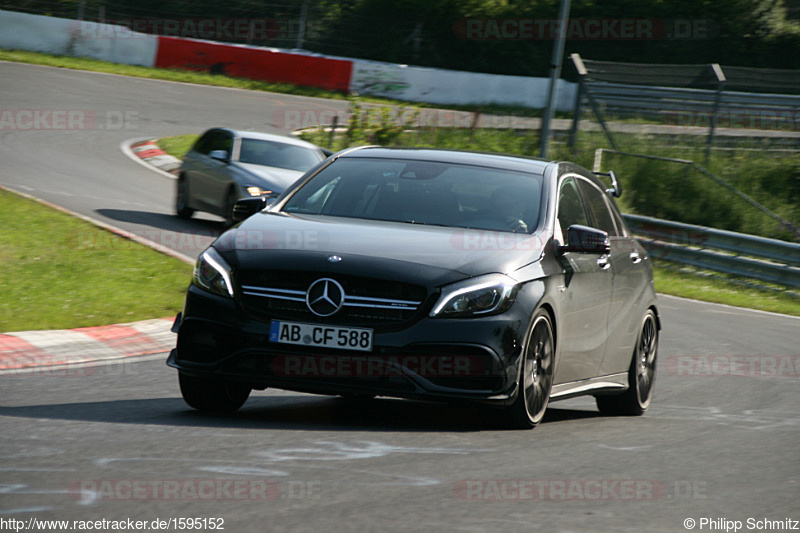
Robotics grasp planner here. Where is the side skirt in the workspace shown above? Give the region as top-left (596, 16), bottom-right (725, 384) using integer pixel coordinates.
top-left (549, 373), bottom-right (628, 402)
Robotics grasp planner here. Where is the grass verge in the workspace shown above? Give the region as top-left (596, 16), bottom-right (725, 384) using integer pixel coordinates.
top-left (0, 188), bottom-right (191, 332)
top-left (157, 134), bottom-right (198, 160)
top-left (653, 264), bottom-right (800, 316)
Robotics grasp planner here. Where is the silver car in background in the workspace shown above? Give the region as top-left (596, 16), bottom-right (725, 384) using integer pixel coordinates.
top-left (175, 128), bottom-right (328, 224)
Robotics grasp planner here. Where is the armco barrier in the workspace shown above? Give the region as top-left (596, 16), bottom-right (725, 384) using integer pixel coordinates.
top-left (623, 214), bottom-right (800, 289)
top-left (154, 36), bottom-right (353, 92)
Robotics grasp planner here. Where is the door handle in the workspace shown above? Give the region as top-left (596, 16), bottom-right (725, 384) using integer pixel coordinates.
top-left (597, 255), bottom-right (610, 269)
top-left (630, 251), bottom-right (642, 264)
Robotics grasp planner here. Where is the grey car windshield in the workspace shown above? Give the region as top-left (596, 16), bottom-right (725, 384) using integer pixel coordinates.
top-left (282, 158), bottom-right (543, 233)
top-left (238, 139), bottom-right (323, 171)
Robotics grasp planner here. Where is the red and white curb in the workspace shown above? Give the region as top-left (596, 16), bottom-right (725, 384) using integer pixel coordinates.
top-left (0, 318), bottom-right (176, 374)
top-left (128, 139), bottom-right (182, 174)
top-left (120, 137), bottom-right (182, 180)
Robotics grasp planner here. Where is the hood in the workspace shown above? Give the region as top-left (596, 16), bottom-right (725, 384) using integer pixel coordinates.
top-left (213, 212), bottom-right (544, 289)
top-left (234, 162), bottom-right (305, 191)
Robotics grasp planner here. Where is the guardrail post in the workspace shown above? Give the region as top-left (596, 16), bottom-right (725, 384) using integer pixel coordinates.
top-left (572, 55), bottom-right (617, 150)
top-left (328, 115), bottom-right (339, 148)
top-left (568, 53), bottom-right (586, 154)
top-left (704, 63), bottom-right (726, 166)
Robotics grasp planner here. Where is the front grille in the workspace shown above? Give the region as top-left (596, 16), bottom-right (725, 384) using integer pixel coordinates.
top-left (238, 270), bottom-right (429, 325)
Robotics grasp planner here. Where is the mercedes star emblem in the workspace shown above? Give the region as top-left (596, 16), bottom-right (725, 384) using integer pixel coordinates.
top-left (306, 278), bottom-right (345, 317)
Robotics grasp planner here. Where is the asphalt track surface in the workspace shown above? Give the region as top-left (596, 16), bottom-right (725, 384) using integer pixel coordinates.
top-left (2, 62), bottom-right (799, 532)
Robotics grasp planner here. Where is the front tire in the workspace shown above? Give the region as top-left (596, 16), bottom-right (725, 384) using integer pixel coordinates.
top-left (224, 188), bottom-right (240, 227)
top-left (178, 372), bottom-right (251, 413)
top-left (504, 310), bottom-right (555, 429)
top-left (596, 309), bottom-right (658, 416)
top-left (175, 177), bottom-right (194, 219)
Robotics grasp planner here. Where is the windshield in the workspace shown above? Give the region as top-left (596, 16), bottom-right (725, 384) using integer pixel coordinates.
top-left (237, 138), bottom-right (323, 171)
top-left (282, 157), bottom-right (543, 233)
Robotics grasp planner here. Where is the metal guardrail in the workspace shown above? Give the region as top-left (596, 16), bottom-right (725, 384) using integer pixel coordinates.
top-left (622, 214), bottom-right (800, 289)
top-left (580, 83), bottom-right (800, 118)
top-left (569, 55), bottom-right (800, 162)
top-left (594, 148), bottom-right (800, 239)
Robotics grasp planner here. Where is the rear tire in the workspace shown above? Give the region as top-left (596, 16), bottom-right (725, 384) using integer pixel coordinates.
top-left (178, 372), bottom-right (250, 413)
top-left (175, 177), bottom-right (194, 219)
top-left (503, 310), bottom-right (555, 429)
top-left (596, 309), bottom-right (658, 416)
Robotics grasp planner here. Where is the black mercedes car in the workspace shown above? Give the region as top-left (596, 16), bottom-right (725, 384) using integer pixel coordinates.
top-left (168, 147), bottom-right (660, 428)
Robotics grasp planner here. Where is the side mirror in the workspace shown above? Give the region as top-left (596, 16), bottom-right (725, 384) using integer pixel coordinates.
top-left (607, 170), bottom-right (622, 198)
top-left (209, 149), bottom-right (229, 163)
top-left (558, 225), bottom-right (611, 254)
top-left (593, 170), bottom-right (622, 198)
top-left (232, 197), bottom-right (267, 223)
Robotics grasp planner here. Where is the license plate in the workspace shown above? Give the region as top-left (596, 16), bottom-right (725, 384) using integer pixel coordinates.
top-left (270, 321), bottom-right (373, 352)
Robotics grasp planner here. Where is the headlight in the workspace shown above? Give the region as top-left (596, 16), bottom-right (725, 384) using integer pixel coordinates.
top-left (430, 274), bottom-right (518, 318)
top-left (193, 247), bottom-right (234, 298)
top-left (246, 186), bottom-right (274, 197)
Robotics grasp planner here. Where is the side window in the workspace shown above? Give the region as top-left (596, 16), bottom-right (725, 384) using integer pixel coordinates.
top-left (577, 179), bottom-right (618, 236)
top-left (557, 177), bottom-right (590, 236)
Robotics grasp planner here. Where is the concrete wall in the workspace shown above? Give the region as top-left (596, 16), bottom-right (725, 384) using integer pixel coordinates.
top-left (350, 60), bottom-right (576, 111)
top-left (0, 10), bottom-right (157, 66)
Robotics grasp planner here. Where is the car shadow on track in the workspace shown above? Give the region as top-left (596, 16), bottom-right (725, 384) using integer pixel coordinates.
top-left (96, 208), bottom-right (225, 232)
top-left (95, 208), bottom-right (226, 257)
top-left (0, 395), bottom-right (604, 432)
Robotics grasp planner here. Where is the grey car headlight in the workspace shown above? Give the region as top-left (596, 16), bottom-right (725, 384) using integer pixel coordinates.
top-left (193, 247), bottom-right (234, 298)
top-left (430, 274), bottom-right (518, 318)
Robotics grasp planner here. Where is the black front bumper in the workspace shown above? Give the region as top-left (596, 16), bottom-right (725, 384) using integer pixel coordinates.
top-left (166, 284), bottom-right (538, 403)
